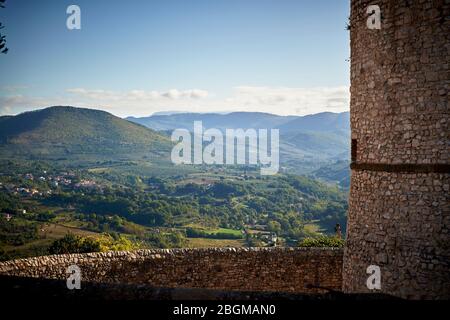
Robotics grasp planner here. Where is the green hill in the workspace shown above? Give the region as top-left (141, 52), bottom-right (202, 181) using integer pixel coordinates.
top-left (310, 160), bottom-right (350, 189)
top-left (0, 106), bottom-right (171, 157)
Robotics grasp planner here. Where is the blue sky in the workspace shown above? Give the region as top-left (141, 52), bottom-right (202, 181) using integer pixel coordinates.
top-left (0, 0), bottom-right (350, 117)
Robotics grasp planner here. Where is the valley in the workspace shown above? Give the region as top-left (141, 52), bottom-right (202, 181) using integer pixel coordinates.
top-left (0, 106), bottom-right (349, 260)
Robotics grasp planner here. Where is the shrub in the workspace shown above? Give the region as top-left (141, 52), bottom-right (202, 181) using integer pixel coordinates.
top-left (48, 233), bottom-right (142, 254)
top-left (96, 233), bottom-right (142, 251)
top-left (48, 233), bottom-right (101, 254)
top-left (298, 235), bottom-right (344, 248)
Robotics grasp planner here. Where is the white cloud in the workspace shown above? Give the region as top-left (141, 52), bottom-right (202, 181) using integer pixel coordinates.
top-left (228, 86), bottom-right (349, 114)
top-left (66, 88), bottom-right (209, 101)
top-left (0, 85), bottom-right (29, 92)
top-left (66, 88), bottom-right (119, 100)
top-left (0, 95), bottom-right (51, 115)
top-left (0, 86), bottom-right (349, 117)
top-left (0, 105), bottom-right (12, 116)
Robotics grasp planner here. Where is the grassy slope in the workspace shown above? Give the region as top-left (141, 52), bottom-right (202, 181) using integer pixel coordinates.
top-left (0, 106), bottom-right (171, 156)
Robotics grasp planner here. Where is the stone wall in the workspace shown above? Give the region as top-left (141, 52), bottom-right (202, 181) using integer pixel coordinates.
top-left (344, 0), bottom-right (450, 299)
top-left (0, 247), bottom-right (343, 294)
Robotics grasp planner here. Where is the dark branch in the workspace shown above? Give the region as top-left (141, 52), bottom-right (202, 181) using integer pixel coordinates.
top-left (0, 0), bottom-right (7, 54)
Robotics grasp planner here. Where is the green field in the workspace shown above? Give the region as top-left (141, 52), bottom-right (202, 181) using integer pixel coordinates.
top-left (186, 238), bottom-right (246, 248)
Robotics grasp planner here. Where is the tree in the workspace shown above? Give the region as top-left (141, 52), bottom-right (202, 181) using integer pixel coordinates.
top-left (48, 234), bottom-right (101, 254)
top-left (0, 0), bottom-right (8, 54)
top-left (267, 220), bottom-right (282, 234)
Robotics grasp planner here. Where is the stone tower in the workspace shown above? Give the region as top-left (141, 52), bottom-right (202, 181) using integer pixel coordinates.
top-left (343, 0), bottom-right (449, 299)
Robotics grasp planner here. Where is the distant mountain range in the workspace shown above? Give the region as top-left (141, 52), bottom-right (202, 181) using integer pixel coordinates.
top-left (127, 111), bottom-right (350, 172)
top-left (127, 111), bottom-right (349, 133)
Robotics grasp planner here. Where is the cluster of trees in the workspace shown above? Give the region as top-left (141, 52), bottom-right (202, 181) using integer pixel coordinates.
top-left (0, 218), bottom-right (38, 246)
top-left (0, 192), bottom-right (20, 213)
top-left (0, 159), bottom-right (349, 258)
top-left (41, 172), bottom-right (347, 241)
top-left (185, 227), bottom-right (243, 240)
top-left (49, 234), bottom-right (102, 254)
top-left (144, 231), bottom-right (186, 248)
top-left (49, 233), bottom-right (142, 254)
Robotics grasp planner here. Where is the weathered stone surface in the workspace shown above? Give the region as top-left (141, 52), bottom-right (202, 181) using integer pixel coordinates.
top-left (0, 247), bottom-right (343, 294)
top-left (344, 0), bottom-right (450, 299)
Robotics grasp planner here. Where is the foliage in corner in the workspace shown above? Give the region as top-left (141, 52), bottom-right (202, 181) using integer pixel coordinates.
top-left (0, 0), bottom-right (7, 54)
